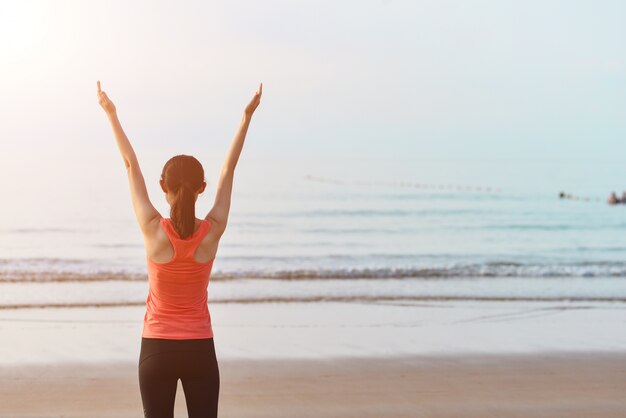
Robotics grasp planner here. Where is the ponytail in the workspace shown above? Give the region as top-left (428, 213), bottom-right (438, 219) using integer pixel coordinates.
top-left (170, 183), bottom-right (197, 239)
top-left (161, 155), bottom-right (205, 239)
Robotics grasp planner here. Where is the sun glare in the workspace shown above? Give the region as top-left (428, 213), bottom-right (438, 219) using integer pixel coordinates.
top-left (0, 2), bottom-right (51, 65)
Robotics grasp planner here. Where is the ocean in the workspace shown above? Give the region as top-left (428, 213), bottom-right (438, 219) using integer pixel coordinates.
top-left (1, 156), bottom-right (626, 308)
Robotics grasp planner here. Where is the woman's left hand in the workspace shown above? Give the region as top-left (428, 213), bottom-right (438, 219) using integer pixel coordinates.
top-left (244, 82), bottom-right (262, 117)
top-left (97, 80), bottom-right (117, 116)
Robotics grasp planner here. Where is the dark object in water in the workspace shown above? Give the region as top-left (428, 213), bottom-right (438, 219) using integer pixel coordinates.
top-left (607, 191), bottom-right (620, 205)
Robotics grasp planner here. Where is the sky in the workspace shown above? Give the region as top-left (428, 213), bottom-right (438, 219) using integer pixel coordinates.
top-left (0, 0), bottom-right (625, 204)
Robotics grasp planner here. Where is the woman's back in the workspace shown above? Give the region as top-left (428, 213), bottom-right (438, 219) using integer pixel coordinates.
top-left (143, 217), bottom-right (215, 340)
top-left (98, 80), bottom-right (261, 418)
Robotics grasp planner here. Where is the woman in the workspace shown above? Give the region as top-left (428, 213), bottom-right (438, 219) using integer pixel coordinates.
top-left (97, 80), bottom-right (262, 417)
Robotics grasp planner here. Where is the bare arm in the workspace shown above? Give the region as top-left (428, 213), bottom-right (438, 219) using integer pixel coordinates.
top-left (206, 83), bottom-right (263, 234)
top-left (97, 81), bottom-right (161, 232)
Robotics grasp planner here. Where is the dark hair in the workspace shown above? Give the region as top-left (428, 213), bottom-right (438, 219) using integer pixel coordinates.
top-left (161, 155), bottom-right (205, 239)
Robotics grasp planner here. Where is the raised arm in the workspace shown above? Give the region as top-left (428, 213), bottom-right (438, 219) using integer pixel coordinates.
top-left (97, 81), bottom-right (160, 232)
top-left (206, 83), bottom-right (262, 234)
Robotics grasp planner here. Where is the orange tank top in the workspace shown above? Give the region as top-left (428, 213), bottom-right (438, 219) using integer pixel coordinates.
top-left (142, 217), bottom-right (215, 339)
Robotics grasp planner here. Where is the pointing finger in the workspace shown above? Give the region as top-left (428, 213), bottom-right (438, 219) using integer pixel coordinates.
top-left (97, 80), bottom-right (101, 93)
top-left (258, 82), bottom-right (262, 95)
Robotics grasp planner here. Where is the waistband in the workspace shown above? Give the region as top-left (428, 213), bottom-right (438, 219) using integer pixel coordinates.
top-left (139, 337), bottom-right (215, 364)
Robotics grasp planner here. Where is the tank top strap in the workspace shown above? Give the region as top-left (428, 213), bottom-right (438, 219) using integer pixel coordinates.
top-left (160, 218), bottom-right (212, 261)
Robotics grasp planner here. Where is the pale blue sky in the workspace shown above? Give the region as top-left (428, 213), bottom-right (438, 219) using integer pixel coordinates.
top-left (1, 0), bottom-right (625, 196)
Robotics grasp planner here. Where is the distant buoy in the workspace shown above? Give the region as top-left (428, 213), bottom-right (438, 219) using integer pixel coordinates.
top-left (303, 175), bottom-right (502, 194)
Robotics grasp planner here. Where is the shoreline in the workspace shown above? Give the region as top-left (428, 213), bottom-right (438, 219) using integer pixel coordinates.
top-left (2, 352), bottom-right (626, 417)
top-left (3, 275), bottom-right (626, 310)
top-left (2, 294), bottom-right (626, 310)
top-left (1, 300), bottom-right (626, 364)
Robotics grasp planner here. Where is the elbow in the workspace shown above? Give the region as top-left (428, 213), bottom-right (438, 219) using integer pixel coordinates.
top-left (124, 156), bottom-right (139, 171)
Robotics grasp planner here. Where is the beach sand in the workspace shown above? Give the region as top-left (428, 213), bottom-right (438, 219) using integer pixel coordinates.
top-left (1, 300), bottom-right (626, 417)
top-left (1, 353), bottom-right (626, 417)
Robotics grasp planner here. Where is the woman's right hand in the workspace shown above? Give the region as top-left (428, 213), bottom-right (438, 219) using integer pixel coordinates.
top-left (244, 82), bottom-right (262, 117)
top-left (97, 80), bottom-right (117, 116)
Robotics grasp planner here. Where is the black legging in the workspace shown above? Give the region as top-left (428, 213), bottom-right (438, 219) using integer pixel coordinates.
top-left (138, 337), bottom-right (220, 418)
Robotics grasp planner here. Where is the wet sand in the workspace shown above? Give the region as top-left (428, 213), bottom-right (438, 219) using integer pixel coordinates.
top-left (1, 352), bottom-right (626, 418)
top-left (1, 300), bottom-right (626, 417)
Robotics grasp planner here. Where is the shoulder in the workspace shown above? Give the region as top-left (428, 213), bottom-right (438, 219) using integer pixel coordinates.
top-left (204, 214), bottom-right (226, 237)
top-left (198, 216), bottom-right (224, 250)
top-left (140, 215), bottom-right (165, 240)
